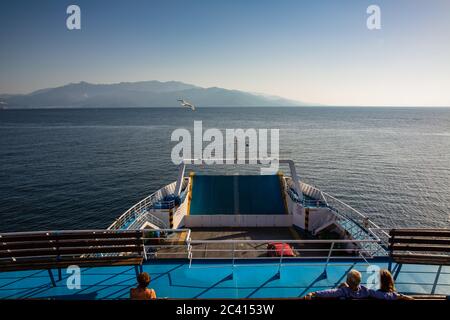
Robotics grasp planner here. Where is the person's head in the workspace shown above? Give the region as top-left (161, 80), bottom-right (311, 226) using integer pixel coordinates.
top-left (346, 269), bottom-right (362, 290)
top-left (379, 269), bottom-right (396, 292)
top-left (137, 272), bottom-right (151, 289)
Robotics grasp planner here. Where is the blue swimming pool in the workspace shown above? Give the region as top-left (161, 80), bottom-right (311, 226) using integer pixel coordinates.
top-left (0, 259), bottom-right (448, 299)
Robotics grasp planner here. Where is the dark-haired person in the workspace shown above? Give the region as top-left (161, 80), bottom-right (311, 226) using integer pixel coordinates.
top-left (369, 269), bottom-right (413, 300)
top-left (130, 272), bottom-right (157, 300)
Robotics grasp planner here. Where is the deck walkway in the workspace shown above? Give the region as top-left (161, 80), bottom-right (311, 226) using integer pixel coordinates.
top-left (1, 259), bottom-right (448, 299)
top-left (156, 227), bottom-right (354, 259)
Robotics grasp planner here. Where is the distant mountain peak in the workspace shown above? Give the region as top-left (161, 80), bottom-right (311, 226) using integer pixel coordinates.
top-left (1, 80), bottom-right (310, 108)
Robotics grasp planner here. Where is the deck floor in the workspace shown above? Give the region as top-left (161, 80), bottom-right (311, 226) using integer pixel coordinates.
top-left (190, 227), bottom-right (298, 241)
top-left (0, 259), bottom-right (448, 299)
top-left (158, 227), bottom-right (344, 259)
top-left (190, 227), bottom-right (305, 259)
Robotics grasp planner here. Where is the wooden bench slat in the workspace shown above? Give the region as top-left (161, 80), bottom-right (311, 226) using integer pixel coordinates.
top-left (0, 230), bottom-right (143, 242)
top-left (392, 253), bottom-right (450, 265)
top-left (0, 257), bottom-right (144, 272)
top-left (1, 238), bottom-right (143, 250)
top-left (0, 253), bottom-right (142, 264)
top-left (393, 258), bottom-right (450, 266)
top-left (390, 244), bottom-right (450, 252)
top-left (389, 237), bottom-right (450, 245)
top-left (389, 229), bottom-right (450, 266)
top-left (0, 254), bottom-right (143, 264)
top-left (0, 245), bottom-right (143, 258)
top-left (390, 229), bottom-right (450, 238)
top-left (0, 230), bottom-right (146, 273)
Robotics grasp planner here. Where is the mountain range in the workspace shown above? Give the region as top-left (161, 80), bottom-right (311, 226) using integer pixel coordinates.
top-left (0, 81), bottom-right (309, 108)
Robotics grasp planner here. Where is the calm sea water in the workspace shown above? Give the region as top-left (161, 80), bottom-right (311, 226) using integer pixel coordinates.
top-left (0, 107), bottom-right (449, 232)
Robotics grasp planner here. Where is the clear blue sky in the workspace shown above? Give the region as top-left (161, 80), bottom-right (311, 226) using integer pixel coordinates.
top-left (1, 0), bottom-right (449, 106)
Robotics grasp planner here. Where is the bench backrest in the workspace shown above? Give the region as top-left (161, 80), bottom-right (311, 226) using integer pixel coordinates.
top-left (389, 228), bottom-right (450, 265)
top-left (0, 230), bottom-right (145, 262)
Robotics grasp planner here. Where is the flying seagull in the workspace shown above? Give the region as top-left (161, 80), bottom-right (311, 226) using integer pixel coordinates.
top-left (177, 99), bottom-right (196, 111)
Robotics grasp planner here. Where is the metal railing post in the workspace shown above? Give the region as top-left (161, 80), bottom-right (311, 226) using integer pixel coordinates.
top-left (277, 244), bottom-right (284, 277)
top-left (186, 233), bottom-right (192, 260)
top-left (232, 242), bottom-right (235, 268)
top-left (323, 242), bottom-right (335, 276)
top-left (188, 244), bottom-right (193, 268)
top-left (143, 237), bottom-right (148, 261)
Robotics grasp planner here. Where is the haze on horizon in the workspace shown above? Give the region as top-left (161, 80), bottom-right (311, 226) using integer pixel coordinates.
top-left (0, 0), bottom-right (449, 107)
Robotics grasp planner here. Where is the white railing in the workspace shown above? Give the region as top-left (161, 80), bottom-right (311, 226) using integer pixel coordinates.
top-left (108, 180), bottom-right (189, 230)
top-left (138, 228), bottom-right (386, 272)
top-left (285, 177), bottom-right (389, 252)
top-left (142, 228), bottom-right (192, 260)
top-left (303, 187), bottom-right (388, 256)
top-left (285, 178), bottom-right (328, 207)
top-left (186, 237), bottom-right (384, 272)
top-left (320, 191), bottom-right (390, 249)
top-left (108, 172), bottom-right (390, 266)
top-left (127, 211), bottom-right (169, 230)
top-left (108, 192), bottom-right (165, 230)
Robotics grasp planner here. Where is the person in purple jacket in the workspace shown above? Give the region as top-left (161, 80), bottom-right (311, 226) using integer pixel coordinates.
top-left (305, 269), bottom-right (371, 299)
top-left (304, 269), bottom-right (413, 300)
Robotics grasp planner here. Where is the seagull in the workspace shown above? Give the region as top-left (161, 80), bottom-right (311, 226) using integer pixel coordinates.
top-left (177, 99), bottom-right (195, 111)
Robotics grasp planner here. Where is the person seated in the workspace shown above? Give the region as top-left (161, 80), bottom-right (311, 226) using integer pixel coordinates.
top-left (369, 269), bottom-right (413, 300)
top-left (130, 272), bottom-right (157, 300)
top-left (305, 269), bottom-right (371, 299)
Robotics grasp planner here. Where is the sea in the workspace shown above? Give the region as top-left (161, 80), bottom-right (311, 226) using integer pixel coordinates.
top-left (0, 107), bottom-right (449, 232)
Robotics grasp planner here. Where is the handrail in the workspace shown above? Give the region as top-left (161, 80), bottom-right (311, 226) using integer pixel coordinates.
top-left (108, 172), bottom-right (391, 262)
top-left (184, 238), bottom-right (384, 272)
top-left (139, 230), bottom-right (380, 261)
top-left (108, 183), bottom-right (180, 230)
top-left (285, 178), bottom-right (388, 250)
top-left (320, 191), bottom-right (390, 239)
top-left (108, 192), bottom-right (162, 230)
top-left (109, 179), bottom-right (190, 230)
top-left (189, 238), bottom-right (380, 244)
top-left (127, 211), bottom-right (168, 230)
top-left (321, 192), bottom-right (376, 225)
top-left (142, 228), bottom-right (191, 260)
top-left (290, 179), bottom-right (384, 233)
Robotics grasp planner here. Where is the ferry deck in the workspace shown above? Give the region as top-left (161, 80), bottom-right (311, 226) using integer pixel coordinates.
top-left (0, 259), bottom-right (448, 299)
top-left (0, 160), bottom-right (449, 300)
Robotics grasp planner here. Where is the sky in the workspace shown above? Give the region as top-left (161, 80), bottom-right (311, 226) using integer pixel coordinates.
top-left (0, 0), bottom-right (449, 106)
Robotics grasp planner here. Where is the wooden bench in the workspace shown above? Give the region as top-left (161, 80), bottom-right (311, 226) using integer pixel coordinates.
top-left (389, 228), bottom-right (450, 269)
top-left (0, 229), bottom-right (145, 286)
